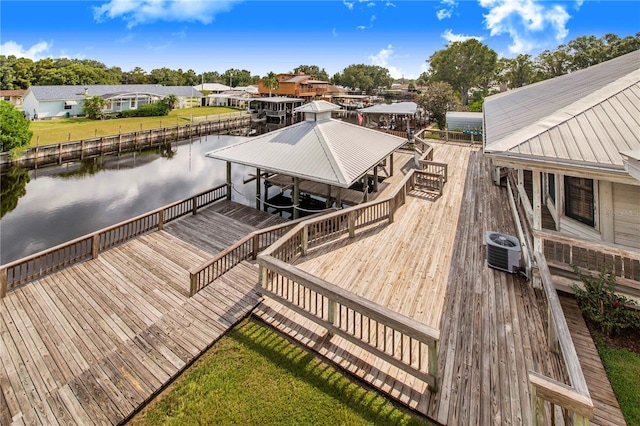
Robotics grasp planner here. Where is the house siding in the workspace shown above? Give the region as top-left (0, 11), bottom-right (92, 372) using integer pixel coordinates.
top-left (612, 182), bottom-right (640, 249)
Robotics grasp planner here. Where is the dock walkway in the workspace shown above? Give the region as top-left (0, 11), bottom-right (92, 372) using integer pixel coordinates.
top-left (0, 203), bottom-right (283, 425)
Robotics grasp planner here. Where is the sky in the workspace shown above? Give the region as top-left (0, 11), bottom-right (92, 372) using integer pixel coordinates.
top-left (1, 0), bottom-right (638, 80)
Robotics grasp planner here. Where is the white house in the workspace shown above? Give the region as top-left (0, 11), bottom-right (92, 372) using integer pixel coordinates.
top-left (483, 50), bottom-right (640, 297)
top-left (23, 84), bottom-right (202, 119)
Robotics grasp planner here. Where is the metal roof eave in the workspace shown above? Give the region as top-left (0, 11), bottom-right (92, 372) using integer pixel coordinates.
top-left (205, 152), bottom-right (353, 188)
top-left (485, 151), bottom-right (639, 183)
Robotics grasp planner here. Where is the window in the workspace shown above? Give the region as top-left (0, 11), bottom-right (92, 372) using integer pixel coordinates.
top-left (115, 100), bottom-right (122, 108)
top-left (130, 98), bottom-right (136, 108)
top-left (564, 176), bottom-right (594, 227)
top-left (64, 104), bottom-right (72, 110)
top-left (105, 101), bottom-right (112, 110)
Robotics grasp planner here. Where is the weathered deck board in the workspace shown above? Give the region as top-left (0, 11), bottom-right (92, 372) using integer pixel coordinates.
top-left (0, 200), bottom-right (278, 425)
top-left (253, 143), bottom-right (581, 425)
top-left (561, 296), bottom-right (626, 426)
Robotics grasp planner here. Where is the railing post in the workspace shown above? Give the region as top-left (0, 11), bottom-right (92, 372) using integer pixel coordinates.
top-left (327, 298), bottom-right (336, 337)
top-left (158, 209), bottom-right (164, 231)
top-left (301, 225), bottom-right (309, 256)
top-left (388, 199), bottom-right (395, 224)
top-left (348, 211), bottom-right (356, 238)
top-left (252, 234), bottom-right (259, 259)
top-left (92, 234), bottom-right (100, 259)
top-left (428, 342), bottom-right (438, 391)
top-left (548, 306), bottom-right (559, 353)
top-left (189, 273), bottom-right (198, 296)
top-left (192, 196), bottom-right (198, 215)
top-left (530, 383), bottom-right (544, 426)
top-left (0, 268), bottom-right (7, 299)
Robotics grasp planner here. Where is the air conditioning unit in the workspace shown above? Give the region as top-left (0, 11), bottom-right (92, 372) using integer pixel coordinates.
top-left (486, 231), bottom-right (521, 273)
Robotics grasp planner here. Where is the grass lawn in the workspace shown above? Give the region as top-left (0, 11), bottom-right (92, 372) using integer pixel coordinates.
top-left (28, 106), bottom-right (242, 147)
top-left (597, 343), bottom-right (640, 425)
top-left (128, 318), bottom-right (433, 426)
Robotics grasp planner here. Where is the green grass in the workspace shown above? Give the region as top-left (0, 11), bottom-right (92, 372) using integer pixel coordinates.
top-left (597, 343), bottom-right (640, 425)
top-left (128, 319), bottom-right (433, 426)
top-left (29, 106), bottom-right (241, 146)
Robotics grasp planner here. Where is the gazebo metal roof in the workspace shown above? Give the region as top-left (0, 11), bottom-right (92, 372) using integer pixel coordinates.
top-left (358, 102), bottom-right (419, 115)
top-left (206, 101), bottom-right (406, 188)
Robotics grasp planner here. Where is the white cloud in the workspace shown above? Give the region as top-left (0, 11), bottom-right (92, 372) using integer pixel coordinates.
top-left (479, 0), bottom-right (571, 54)
top-left (343, 0), bottom-right (354, 10)
top-left (94, 0), bottom-right (240, 28)
top-left (357, 14), bottom-right (376, 30)
top-left (441, 29), bottom-right (484, 43)
top-left (369, 44), bottom-right (404, 79)
top-left (385, 1), bottom-right (396, 7)
top-left (0, 41), bottom-right (51, 60)
top-left (437, 0), bottom-right (458, 20)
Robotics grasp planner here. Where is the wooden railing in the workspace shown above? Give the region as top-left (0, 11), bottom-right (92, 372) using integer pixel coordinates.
top-left (255, 165), bottom-right (440, 389)
top-left (0, 113), bottom-right (251, 171)
top-left (420, 128), bottom-right (483, 144)
top-left (188, 219), bottom-right (303, 296)
top-left (529, 253), bottom-right (593, 425)
top-left (503, 167), bottom-right (594, 424)
top-left (414, 129), bottom-right (448, 186)
top-left (0, 184), bottom-right (228, 297)
top-left (258, 256), bottom-right (440, 390)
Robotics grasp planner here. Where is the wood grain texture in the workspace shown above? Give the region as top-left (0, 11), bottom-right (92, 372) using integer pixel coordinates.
top-left (0, 202), bottom-right (276, 425)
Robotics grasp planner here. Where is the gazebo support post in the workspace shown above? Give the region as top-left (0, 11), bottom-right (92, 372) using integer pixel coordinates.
top-left (226, 162), bottom-right (232, 200)
top-left (390, 153), bottom-right (394, 177)
top-left (363, 173), bottom-right (369, 202)
top-left (293, 177), bottom-right (300, 219)
top-left (256, 168), bottom-right (261, 210)
top-left (373, 167), bottom-right (379, 192)
top-left (326, 184), bottom-right (332, 208)
top-left (336, 188), bottom-right (342, 209)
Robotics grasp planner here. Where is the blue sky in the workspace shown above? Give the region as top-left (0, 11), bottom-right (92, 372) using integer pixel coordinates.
top-left (1, 0), bottom-right (638, 79)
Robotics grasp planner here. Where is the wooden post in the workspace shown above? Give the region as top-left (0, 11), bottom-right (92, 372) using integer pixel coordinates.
top-left (189, 273), bottom-right (198, 297)
top-left (252, 234), bottom-right (259, 259)
top-left (158, 209), bottom-right (164, 231)
top-left (256, 168), bottom-right (261, 210)
top-left (390, 153), bottom-right (394, 177)
top-left (548, 306), bottom-right (559, 353)
top-left (530, 383), bottom-right (544, 426)
top-left (348, 211), bottom-right (356, 238)
top-left (363, 173), bottom-right (369, 202)
top-left (293, 177), bottom-right (300, 220)
top-left (428, 342), bottom-right (438, 391)
top-left (0, 268), bottom-right (7, 299)
top-left (92, 234), bottom-right (100, 259)
top-left (373, 166), bottom-right (379, 192)
top-left (532, 170), bottom-right (542, 253)
top-left (326, 184), bottom-right (332, 208)
top-left (327, 299), bottom-right (336, 337)
top-left (226, 162), bottom-right (232, 200)
top-left (388, 198), bottom-right (395, 224)
top-left (301, 225), bottom-right (309, 256)
top-left (336, 188), bottom-right (342, 209)
top-left (192, 196), bottom-right (198, 215)
top-left (58, 143), bottom-right (63, 165)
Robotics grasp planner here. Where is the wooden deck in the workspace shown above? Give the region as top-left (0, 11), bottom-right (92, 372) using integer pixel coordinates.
top-left (0, 146), bottom-right (625, 425)
top-left (0, 202), bottom-right (283, 425)
top-left (561, 296), bottom-right (626, 426)
top-left (253, 143), bottom-right (623, 425)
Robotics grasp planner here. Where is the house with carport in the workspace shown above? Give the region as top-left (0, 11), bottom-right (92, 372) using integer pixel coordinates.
top-left (22, 84), bottom-right (201, 119)
top-left (483, 50), bottom-right (640, 301)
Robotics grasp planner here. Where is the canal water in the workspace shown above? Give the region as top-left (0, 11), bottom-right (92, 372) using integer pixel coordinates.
top-left (0, 135), bottom-right (261, 265)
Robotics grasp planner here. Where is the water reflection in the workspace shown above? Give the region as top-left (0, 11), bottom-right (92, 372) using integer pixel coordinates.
top-left (0, 136), bottom-right (257, 264)
top-left (1, 165), bottom-right (30, 218)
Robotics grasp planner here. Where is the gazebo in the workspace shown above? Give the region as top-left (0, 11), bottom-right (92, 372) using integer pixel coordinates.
top-left (205, 100), bottom-right (407, 218)
top-left (357, 101), bottom-right (421, 134)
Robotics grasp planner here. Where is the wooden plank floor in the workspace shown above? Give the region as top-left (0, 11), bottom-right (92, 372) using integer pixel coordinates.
top-left (561, 296), bottom-right (626, 426)
top-left (0, 201), bottom-right (281, 425)
top-left (253, 143), bottom-right (574, 425)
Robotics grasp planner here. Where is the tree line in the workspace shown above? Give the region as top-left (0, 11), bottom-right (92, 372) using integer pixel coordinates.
top-left (2, 32), bottom-right (637, 100)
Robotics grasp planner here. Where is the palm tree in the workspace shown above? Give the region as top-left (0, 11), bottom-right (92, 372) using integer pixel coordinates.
top-left (163, 94), bottom-right (178, 110)
top-left (263, 72), bottom-right (279, 97)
